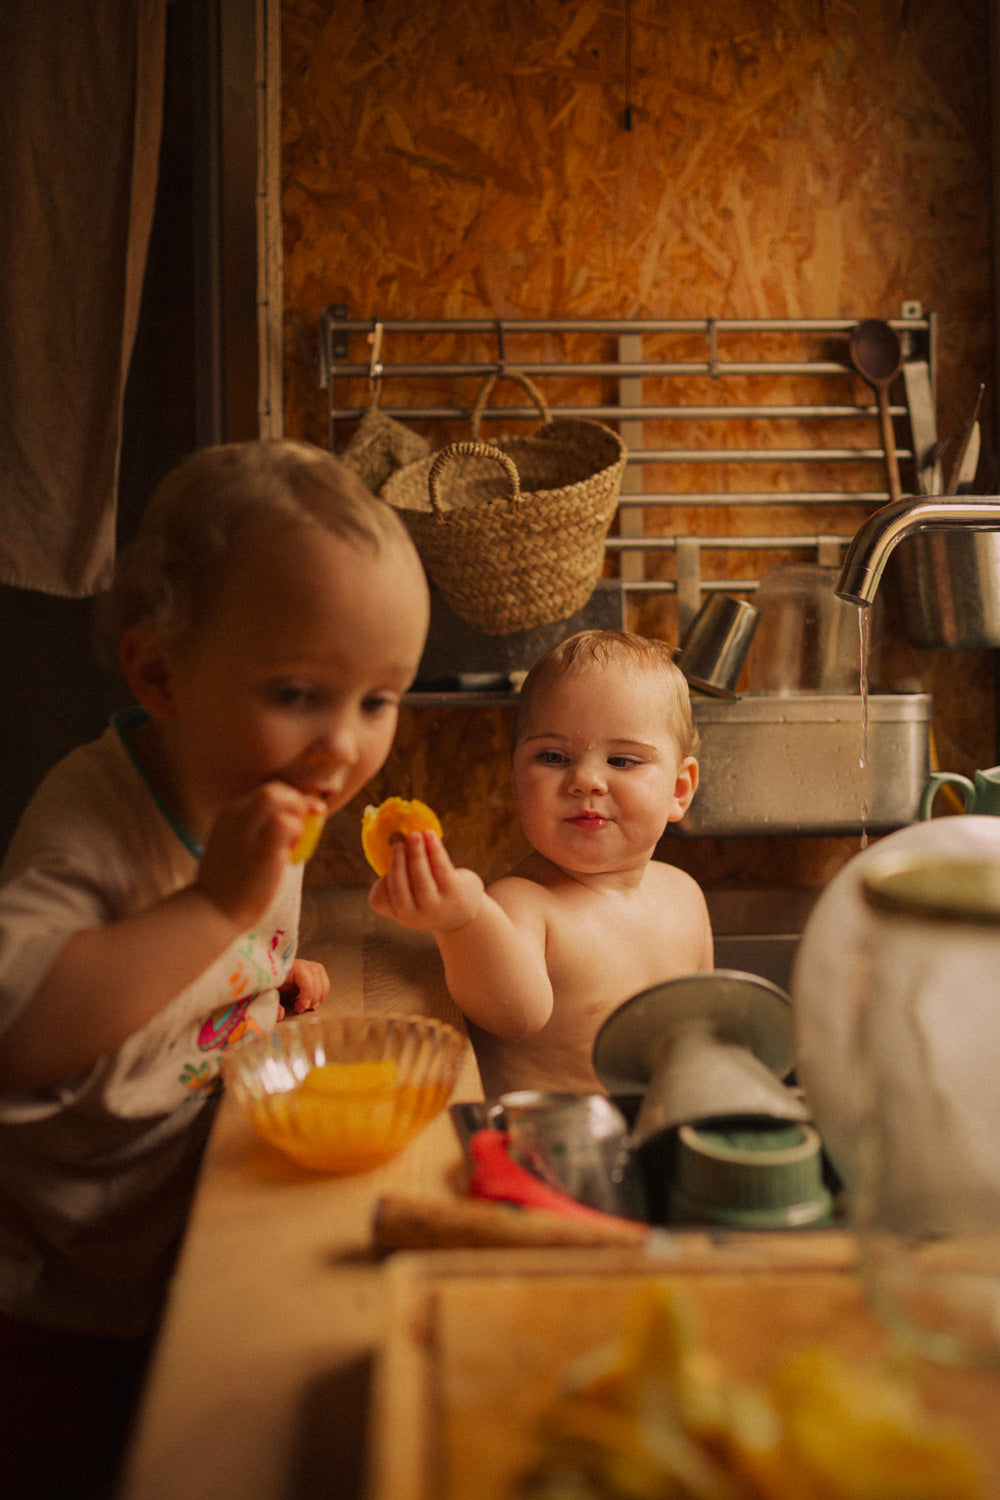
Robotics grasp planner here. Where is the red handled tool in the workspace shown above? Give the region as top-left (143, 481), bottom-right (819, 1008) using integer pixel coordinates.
top-left (466, 1128), bottom-right (648, 1237)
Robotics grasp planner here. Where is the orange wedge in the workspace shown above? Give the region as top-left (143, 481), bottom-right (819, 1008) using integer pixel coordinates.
top-left (290, 809), bottom-right (326, 863)
top-left (361, 796), bottom-right (443, 876)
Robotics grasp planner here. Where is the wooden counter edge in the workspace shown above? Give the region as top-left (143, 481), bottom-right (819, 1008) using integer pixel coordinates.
top-left (372, 1193), bottom-right (859, 1269)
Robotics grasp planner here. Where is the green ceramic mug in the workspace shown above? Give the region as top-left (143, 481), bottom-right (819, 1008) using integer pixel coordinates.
top-left (919, 765), bottom-right (1000, 819)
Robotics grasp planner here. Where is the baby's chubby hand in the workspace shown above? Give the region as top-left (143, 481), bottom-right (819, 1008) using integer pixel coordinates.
top-left (367, 829), bottom-right (485, 933)
top-left (278, 958), bottom-right (331, 1019)
top-left (196, 782), bottom-right (326, 930)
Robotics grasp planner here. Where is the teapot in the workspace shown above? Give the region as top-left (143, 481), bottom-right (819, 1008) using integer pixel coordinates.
top-left (918, 765), bottom-right (1000, 820)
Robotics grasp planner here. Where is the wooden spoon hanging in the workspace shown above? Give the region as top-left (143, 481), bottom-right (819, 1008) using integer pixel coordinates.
top-left (850, 319), bottom-right (903, 504)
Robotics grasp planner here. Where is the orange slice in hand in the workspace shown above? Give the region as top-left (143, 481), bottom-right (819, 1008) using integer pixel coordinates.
top-left (290, 809), bottom-right (326, 864)
top-left (361, 797), bottom-right (443, 876)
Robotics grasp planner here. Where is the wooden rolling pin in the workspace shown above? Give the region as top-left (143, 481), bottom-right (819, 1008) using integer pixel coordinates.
top-left (372, 1193), bottom-right (859, 1268)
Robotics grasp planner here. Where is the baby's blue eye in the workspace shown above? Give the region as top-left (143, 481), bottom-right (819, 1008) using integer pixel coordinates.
top-left (536, 750), bottom-right (568, 765)
top-left (608, 755), bottom-right (640, 768)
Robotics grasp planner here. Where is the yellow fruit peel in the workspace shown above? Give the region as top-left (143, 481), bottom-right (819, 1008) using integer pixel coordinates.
top-left (361, 796), bottom-right (443, 876)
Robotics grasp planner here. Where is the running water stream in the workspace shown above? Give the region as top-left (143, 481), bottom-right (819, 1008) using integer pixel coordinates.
top-left (857, 604), bottom-right (871, 848)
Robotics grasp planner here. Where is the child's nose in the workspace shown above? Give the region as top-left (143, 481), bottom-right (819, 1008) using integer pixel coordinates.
top-left (569, 758), bottom-right (608, 794)
top-left (313, 710), bottom-right (360, 765)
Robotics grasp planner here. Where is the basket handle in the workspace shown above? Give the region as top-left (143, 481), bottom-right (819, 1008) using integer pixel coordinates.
top-left (427, 441), bottom-right (522, 521)
top-left (470, 369), bottom-right (551, 439)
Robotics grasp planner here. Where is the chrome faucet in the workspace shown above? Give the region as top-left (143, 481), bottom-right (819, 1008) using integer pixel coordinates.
top-left (835, 496), bottom-right (1000, 606)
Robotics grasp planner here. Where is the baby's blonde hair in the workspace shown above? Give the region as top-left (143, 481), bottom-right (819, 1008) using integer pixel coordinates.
top-left (99, 439), bottom-right (419, 661)
top-left (514, 629), bottom-right (698, 758)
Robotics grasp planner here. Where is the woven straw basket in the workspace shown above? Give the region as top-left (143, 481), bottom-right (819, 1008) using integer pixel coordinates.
top-left (380, 370), bottom-right (627, 635)
top-left (339, 382), bottom-right (430, 493)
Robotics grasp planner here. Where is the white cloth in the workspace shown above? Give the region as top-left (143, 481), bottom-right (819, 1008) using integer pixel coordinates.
top-left (0, 2), bottom-right (167, 596)
top-left (0, 715), bottom-right (302, 1335)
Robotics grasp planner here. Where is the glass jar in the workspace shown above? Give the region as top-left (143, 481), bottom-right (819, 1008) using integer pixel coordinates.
top-left (747, 564), bottom-right (864, 695)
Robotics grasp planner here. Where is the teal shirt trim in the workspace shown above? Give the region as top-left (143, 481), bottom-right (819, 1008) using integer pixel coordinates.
top-left (113, 706), bottom-right (206, 860)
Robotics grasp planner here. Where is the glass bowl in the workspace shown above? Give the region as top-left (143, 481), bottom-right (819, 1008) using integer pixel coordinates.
top-left (221, 1011), bottom-right (465, 1173)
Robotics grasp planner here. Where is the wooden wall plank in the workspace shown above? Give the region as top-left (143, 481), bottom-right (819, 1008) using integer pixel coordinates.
top-left (280, 0), bottom-right (995, 895)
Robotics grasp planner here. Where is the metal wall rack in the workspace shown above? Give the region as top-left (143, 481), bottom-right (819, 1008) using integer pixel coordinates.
top-left (316, 305), bottom-right (934, 635)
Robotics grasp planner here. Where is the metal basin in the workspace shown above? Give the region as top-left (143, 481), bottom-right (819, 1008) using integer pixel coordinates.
top-left (675, 693), bottom-right (931, 837)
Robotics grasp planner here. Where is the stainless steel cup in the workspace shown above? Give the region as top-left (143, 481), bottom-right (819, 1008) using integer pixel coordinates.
top-left (675, 593), bottom-right (759, 698)
top-left (499, 1090), bottom-right (646, 1219)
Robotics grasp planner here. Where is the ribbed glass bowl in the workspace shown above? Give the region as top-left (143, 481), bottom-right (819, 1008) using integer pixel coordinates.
top-left (221, 1011), bottom-right (465, 1173)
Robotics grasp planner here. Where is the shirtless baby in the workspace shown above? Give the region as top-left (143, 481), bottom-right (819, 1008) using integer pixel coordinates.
top-left (369, 629), bottom-right (714, 1094)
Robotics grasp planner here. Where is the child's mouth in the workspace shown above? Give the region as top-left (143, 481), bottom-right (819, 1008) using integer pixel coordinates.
top-left (567, 813), bottom-right (609, 829)
top-left (289, 780), bottom-right (341, 809)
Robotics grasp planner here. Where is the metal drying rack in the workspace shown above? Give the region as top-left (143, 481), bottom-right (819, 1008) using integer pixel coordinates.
top-left (316, 302), bottom-right (935, 637)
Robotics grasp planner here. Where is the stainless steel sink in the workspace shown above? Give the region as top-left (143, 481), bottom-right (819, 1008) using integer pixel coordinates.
top-left (705, 887), bottom-right (820, 992)
top-left (712, 934), bottom-right (799, 991)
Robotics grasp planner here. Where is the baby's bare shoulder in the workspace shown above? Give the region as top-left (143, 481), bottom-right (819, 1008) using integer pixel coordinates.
top-left (642, 859), bottom-right (712, 935)
top-left (643, 860), bottom-right (714, 965)
top-left (643, 857), bottom-right (706, 899)
top-left (489, 850), bottom-right (567, 900)
top-left (488, 871), bottom-right (540, 902)
top-left (487, 858), bottom-right (585, 944)
top-left (486, 865), bottom-right (557, 924)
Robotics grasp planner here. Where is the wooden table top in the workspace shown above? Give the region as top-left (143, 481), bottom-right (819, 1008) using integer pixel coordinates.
top-left (121, 887), bottom-right (483, 1500)
top-left (121, 887), bottom-right (1000, 1500)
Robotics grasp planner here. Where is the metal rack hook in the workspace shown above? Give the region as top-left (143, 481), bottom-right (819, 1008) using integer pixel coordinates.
top-left (707, 317), bottom-right (719, 379)
top-left (367, 319), bottom-right (385, 405)
top-left (494, 319), bottom-right (506, 373)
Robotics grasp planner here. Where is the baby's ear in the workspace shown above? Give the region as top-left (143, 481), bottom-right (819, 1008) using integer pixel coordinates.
top-left (118, 623), bottom-right (175, 718)
top-left (668, 756), bottom-right (699, 822)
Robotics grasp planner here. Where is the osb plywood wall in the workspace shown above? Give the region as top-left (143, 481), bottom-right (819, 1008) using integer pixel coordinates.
top-left (280, 0), bottom-right (994, 894)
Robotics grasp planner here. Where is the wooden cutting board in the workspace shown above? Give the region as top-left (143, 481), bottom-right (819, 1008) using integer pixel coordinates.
top-left (368, 1248), bottom-right (1000, 1500)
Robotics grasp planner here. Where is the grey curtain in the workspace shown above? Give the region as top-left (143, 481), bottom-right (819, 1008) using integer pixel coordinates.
top-left (0, 0), bottom-right (168, 596)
